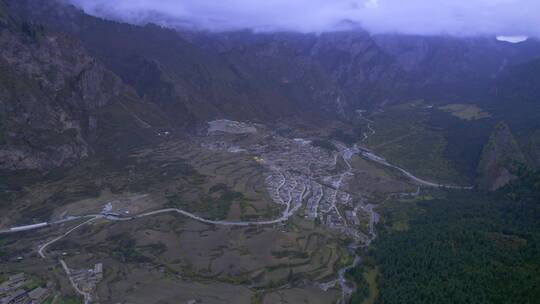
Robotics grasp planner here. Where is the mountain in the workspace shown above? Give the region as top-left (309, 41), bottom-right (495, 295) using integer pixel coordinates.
top-left (477, 122), bottom-right (526, 190)
top-left (8, 0), bottom-right (411, 125)
top-left (0, 9), bottom-right (118, 169)
top-left (0, 1), bottom-right (171, 170)
top-left (2, 0), bottom-right (540, 177)
top-left (373, 34), bottom-right (540, 102)
top-left (498, 57), bottom-right (540, 101)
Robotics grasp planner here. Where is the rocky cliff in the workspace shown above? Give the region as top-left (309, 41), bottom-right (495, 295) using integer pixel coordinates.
top-left (0, 3), bottom-right (139, 170)
top-left (2, 0), bottom-right (540, 174)
top-left (477, 122), bottom-right (526, 191)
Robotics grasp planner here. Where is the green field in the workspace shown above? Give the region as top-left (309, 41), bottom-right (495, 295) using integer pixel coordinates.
top-left (439, 103), bottom-right (491, 121)
top-left (363, 101), bottom-right (494, 185)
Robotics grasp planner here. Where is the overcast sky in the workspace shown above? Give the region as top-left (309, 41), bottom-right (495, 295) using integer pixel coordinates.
top-left (66, 0), bottom-right (539, 38)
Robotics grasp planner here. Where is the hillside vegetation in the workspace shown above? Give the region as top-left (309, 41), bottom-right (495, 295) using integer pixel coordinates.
top-left (349, 170), bottom-right (540, 304)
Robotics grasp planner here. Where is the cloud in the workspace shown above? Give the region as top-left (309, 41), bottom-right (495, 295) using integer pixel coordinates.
top-left (497, 35), bottom-right (529, 43)
top-left (65, 0), bottom-right (540, 37)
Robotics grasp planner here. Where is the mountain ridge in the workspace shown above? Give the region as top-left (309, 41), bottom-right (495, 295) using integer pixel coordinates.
top-left (2, 0), bottom-right (540, 184)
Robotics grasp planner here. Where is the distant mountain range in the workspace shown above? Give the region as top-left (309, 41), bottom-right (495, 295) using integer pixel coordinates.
top-left (1, 0), bottom-right (539, 181)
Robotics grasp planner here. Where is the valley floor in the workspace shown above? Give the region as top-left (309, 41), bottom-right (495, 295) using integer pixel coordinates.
top-left (0, 116), bottom-right (477, 304)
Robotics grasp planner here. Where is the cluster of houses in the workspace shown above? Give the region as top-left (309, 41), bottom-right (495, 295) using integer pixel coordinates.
top-left (258, 134), bottom-right (362, 236)
top-left (0, 273), bottom-right (49, 304)
top-left (70, 263), bottom-right (103, 295)
top-left (202, 122), bottom-right (366, 239)
top-left (0, 263), bottom-right (105, 304)
top-left (207, 119), bottom-right (257, 134)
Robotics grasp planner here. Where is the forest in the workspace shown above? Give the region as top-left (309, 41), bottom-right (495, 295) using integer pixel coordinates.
top-left (350, 169), bottom-right (540, 303)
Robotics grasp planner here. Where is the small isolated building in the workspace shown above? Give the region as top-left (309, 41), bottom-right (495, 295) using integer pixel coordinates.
top-left (94, 263), bottom-right (103, 280)
top-left (28, 287), bottom-right (48, 303)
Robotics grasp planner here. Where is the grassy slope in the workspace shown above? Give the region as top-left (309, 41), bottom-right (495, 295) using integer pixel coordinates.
top-left (365, 102), bottom-right (494, 185)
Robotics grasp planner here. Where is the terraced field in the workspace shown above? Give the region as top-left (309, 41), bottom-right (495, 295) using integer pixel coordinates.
top-left (1, 119), bottom-right (454, 303)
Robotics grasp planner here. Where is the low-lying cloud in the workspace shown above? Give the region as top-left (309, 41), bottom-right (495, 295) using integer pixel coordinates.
top-left (65, 0), bottom-right (540, 38)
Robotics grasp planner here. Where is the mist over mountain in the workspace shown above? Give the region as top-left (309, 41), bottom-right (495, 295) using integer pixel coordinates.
top-left (3, 0), bottom-right (540, 173)
top-left (64, 0), bottom-right (540, 38)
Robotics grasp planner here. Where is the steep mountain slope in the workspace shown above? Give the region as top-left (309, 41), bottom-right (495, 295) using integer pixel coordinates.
top-left (7, 0), bottom-right (336, 124)
top-left (185, 30), bottom-right (406, 113)
top-left (0, 1), bottom-right (164, 170)
top-left (486, 58), bottom-right (540, 168)
top-left (10, 0), bottom-right (540, 120)
top-left (496, 57), bottom-right (540, 104)
top-left (3, 0), bottom-right (540, 180)
top-left (8, 0), bottom-right (409, 124)
top-left (477, 122), bottom-right (526, 190)
top-left (373, 34), bottom-right (540, 102)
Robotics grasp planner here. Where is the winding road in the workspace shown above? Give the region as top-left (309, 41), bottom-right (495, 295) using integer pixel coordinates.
top-left (357, 110), bottom-right (473, 190)
top-left (2, 113), bottom-right (474, 303)
top-left (361, 151), bottom-right (473, 190)
top-left (60, 259), bottom-right (92, 304)
top-left (327, 111), bottom-right (472, 303)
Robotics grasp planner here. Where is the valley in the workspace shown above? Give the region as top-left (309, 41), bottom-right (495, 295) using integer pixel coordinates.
top-left (1, 1), bottom-right (540, 303)
top-left (1, 115), bottom-right (475, 303)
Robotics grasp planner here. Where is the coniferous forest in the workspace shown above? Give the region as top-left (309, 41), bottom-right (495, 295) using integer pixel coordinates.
top-left (351, 170), bottom-right (540, 303)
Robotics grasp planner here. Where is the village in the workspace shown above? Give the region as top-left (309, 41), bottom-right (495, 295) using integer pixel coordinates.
top-left (0, 262), bottom-right (103, 304)
top-left (203, 120), bottom-right (369, 241)
top-left (0, 273), bottom-right (49, 304)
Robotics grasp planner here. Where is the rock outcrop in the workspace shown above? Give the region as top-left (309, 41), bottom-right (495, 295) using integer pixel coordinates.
top-left (477, 122), bottom-right (526, 191)
top-left (0, 9), bottom-right (133, 170)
